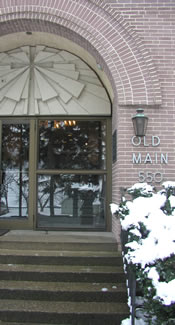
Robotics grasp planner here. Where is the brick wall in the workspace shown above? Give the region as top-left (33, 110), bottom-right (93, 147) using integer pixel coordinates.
top-left (0, 0), bottom-right (161, 106)
top-left (110, 1), bottom-right (175, 241)
top-left (0, 0), bottom-right (175, 242)
top-left (109, 1), bottom-right (175, 241)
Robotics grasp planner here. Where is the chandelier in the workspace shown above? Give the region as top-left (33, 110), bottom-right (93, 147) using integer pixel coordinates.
top-left (54, 120), bottom-right (76, 128)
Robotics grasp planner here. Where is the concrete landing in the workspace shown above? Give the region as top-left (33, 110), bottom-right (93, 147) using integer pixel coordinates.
top-left (0, 230), bottom-right (117, 243)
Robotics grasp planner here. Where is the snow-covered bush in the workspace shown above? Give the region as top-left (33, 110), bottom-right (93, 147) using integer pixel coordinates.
top-left (115, 182), bottom-right (175, 324)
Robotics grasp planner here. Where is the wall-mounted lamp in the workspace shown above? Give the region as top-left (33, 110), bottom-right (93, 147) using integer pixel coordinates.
top-left (132, 108), bottom-right (148, 137)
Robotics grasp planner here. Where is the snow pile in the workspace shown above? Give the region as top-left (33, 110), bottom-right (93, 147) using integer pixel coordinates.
top-left (156, 279), bottom-right (175, 306)
top-left (127, 182), bottom-right (154, 197)
top-left (147, 267), bottom-right (175, 306)
top-left (122, 194), bottom-right (175, 267)
top-left (110, 203), bottom-right (119, 214)
top-left (121, 317), bottom-right (145, 325)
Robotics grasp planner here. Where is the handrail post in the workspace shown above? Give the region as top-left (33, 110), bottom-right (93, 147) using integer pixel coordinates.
top-left (121, 229), bottom-right (136, 325)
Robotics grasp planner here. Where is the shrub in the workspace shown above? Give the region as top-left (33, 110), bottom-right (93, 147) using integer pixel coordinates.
top-left (117, 182), bottom-right (175, 324)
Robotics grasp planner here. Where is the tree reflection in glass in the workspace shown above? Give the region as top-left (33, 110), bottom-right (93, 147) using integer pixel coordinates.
top-left (0, 123), bottom-right (29, 218)
top-left (37, 174), bottom-right (106, 228)
top-left (38, 120), bottom-right (106, 170)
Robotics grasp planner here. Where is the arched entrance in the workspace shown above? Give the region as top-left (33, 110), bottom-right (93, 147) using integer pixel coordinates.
top-left (0, 45), bottom-right (112, 231)
top-left (0, 0), bottom-right (161, 235)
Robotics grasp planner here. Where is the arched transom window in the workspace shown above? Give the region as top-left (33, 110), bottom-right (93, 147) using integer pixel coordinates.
top-left (0, 46), bottom-right (111, 116)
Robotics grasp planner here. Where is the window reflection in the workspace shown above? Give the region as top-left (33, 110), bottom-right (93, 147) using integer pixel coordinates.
top-left (0, 123), bottom-right (29, 218)
top-left (0, 171), bottom-right (29, 217)
top-left (37, 174), bottom-right (106, 229)
top-left (38, 120), bottom-right (106, 170)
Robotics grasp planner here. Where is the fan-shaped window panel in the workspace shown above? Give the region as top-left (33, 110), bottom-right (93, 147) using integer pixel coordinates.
top-left (0, 46), bottom-right (111, 116)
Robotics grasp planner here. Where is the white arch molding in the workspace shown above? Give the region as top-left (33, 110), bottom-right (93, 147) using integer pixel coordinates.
top-left (0, 46), bottom-right (111, 116)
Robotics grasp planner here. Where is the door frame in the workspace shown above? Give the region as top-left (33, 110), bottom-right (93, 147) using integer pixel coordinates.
top-left (0, 117), bottom-right (112, 231)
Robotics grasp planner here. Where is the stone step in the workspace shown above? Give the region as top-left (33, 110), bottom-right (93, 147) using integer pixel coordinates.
top-left (0, 300), bottom-right (129, 325)
top-left (0, 231), bottom-right (117, 243)
top-left (0, 323), bottom-right (66, 325)
top-left (0, 264), bottom-right (126, 283)
top-left (0, 232), bottom-right (130, 323)
top-left (0, 241), bottom-right (118, 251)
top-left (0, 249), bottom-right (123, 266)
top-left (0, 323), bottom-right (64, 325)
top-left (0, 280), bottom-right (127, 302)
top-left (0, 249), bottom-right (119, 257)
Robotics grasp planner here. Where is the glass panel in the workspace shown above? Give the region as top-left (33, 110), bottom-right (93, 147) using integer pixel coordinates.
top-left (37, 174), bottom-right (106, 229)
top-left (0, 123), bottom-right (29, 218)
top-left (38, 120), bottom-right (106, 170)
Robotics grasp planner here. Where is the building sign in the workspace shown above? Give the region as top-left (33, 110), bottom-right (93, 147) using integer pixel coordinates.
top-left (131, 136), bottom-right (168, 183)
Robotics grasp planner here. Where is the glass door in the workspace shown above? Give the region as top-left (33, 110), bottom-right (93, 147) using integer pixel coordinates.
top-left (0, 118), bottom-right (111, 230)
top-left (0, 120), bottom-right (30, 219)
top-left (36, 119), bottom-right (108, 230)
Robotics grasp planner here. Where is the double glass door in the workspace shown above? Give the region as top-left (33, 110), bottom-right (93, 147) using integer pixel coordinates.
top-left (0, 118), bottom-right (111, 230)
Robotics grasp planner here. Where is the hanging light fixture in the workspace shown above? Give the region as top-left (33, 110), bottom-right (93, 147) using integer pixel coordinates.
top-left (54, 120), bottom-right (76, 128)
top-left (132, 108), bottom-right (148, 137)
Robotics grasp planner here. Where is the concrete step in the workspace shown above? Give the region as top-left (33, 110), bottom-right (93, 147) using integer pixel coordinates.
top-left (0, 300), bottom-right (129, 325)
top-left (0, 249), bottom-right (123, 266)
top-left (0, 323), bottom-right (66, 325)
top-left (0, 241), bottom-right (118, 251)
top-left (0, 249), bottom-right (119, 257)
top-left (0, 264), bottom-right (126, 282)
top-left (0, 280), bottom-right (127, 302)
top-left (0, 232), bottom-right (130, 324)
top-left (0, 320), bottom-right (64, 325)
top-left (0, 231), bottom-right (118, 252)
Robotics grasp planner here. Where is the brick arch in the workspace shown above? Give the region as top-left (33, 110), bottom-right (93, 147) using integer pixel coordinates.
top-left (0, 0), bottom-right (161, 105)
